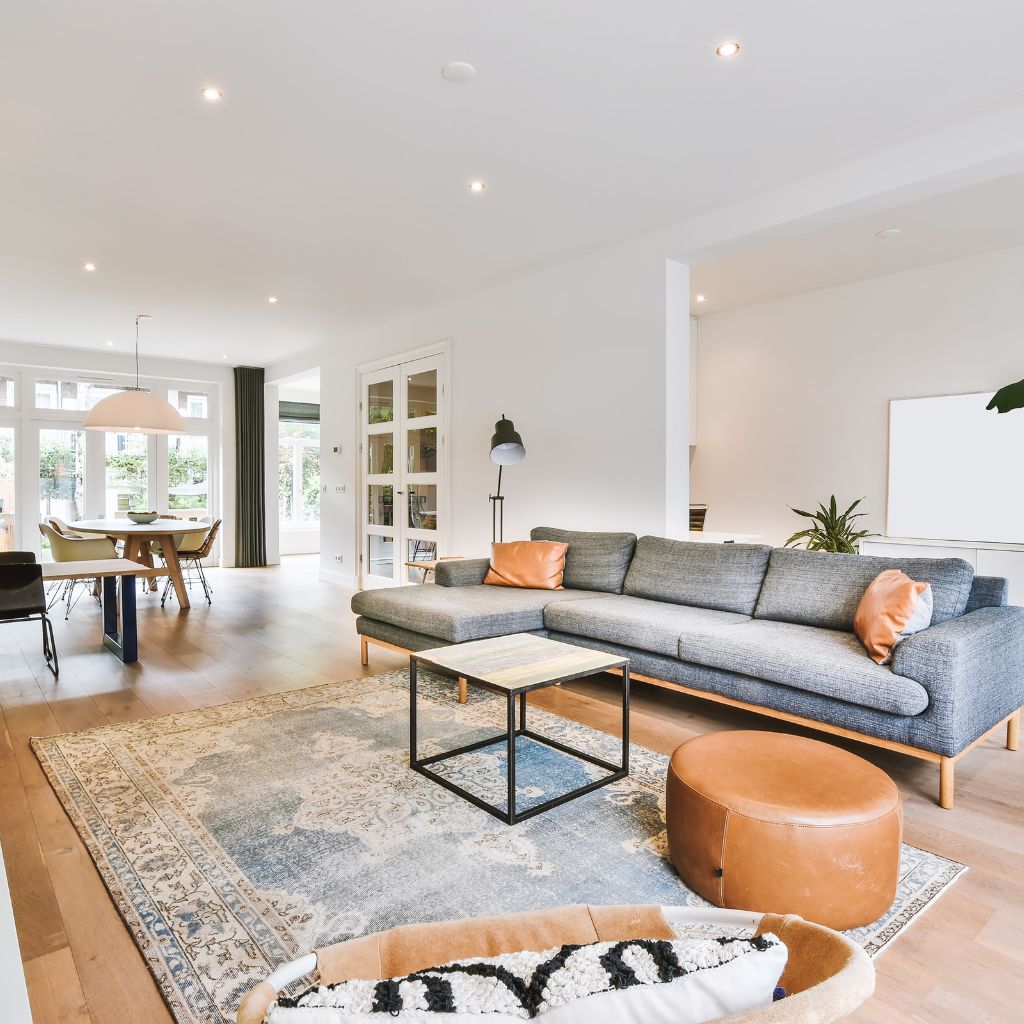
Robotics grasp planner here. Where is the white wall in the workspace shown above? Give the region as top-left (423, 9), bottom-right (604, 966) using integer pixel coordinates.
top-left (691, 244), bottom-right (1024, 546)
top-left (268, 238), bottom-right (690, 586)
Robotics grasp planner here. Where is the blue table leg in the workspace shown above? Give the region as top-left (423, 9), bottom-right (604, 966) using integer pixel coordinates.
top-left (102, 575), bottom-right (138, 663)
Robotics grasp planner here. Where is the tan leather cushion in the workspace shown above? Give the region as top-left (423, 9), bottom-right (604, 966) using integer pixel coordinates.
top-left (666, 731), bottom-right (902, 930)
top-left (316, 904), bottom-right (674, 984)
top-left (484, 540), bottom-right (568, 590)
top-left (854, 569), bottom-right (930, 664)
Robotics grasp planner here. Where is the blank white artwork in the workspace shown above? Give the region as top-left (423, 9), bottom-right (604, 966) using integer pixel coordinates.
top-left (888, 391), bottom-right (1024, 544)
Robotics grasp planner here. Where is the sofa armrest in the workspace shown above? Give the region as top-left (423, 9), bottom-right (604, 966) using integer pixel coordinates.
top-left (435, 558), bottom-right (490, 587)
top-left (892, 607), bottom-right (1024, 746)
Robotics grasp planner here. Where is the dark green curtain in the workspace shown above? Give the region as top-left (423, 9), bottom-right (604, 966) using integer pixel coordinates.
top-left (279, 400), bottom-right (320, 423)
top-left (234, 366), bottom-right (267, 566)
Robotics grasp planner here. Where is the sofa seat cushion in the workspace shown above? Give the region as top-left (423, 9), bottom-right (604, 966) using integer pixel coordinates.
top-left (754, 547), bottom-right (973, 631)
top-left (350, 584), bottom-right (605, 644)
top-left (544, 595), bottom-right (750, 658)
top-left (678, 619), bottom-right (930, 716)
top-left (623, 537), bottom-right (772, 615)
top-left (531, 527), bottom-right (637, 593)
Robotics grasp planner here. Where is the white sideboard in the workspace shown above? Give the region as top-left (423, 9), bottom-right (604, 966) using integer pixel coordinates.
top-left (861, 537), bottom-right (1024, 606)
top-left (0, 839), bottom-right (32, 1024)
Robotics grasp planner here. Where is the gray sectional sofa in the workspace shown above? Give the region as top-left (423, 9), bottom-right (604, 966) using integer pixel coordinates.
top-left (352, 527), bottom-right (1024, 808)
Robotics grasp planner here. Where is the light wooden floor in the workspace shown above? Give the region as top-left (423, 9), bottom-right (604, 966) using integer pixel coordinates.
top-left (1, 556), bottom-right (1021, 1023)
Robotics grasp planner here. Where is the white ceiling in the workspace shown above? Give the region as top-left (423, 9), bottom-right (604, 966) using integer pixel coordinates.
top-left (4, 1), bottom-right (1024, 364)
top-left (691, 170), bottom-right (1024, 314)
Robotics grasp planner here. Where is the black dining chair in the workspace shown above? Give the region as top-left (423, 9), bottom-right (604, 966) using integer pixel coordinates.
top-left (0, 551), bottom-right (59, 678)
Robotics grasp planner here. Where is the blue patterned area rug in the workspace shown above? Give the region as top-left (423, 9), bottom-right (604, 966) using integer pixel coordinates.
top-left (33, 669), bottom-right (966, 1024)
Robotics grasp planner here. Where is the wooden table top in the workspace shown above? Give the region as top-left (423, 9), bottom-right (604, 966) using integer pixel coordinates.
top-left (42, 558), bottom-right (170, 581)
top-left (413, 633), bottom-right (627, 692)
top-left (72, 518), bottom-right (209, 536)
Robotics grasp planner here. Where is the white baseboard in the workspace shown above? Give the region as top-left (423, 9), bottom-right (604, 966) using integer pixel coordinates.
top-left (318, 568), bottom-right (357, 589)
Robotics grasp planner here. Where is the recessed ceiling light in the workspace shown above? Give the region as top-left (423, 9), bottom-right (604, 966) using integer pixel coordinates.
top-left (222, 354), bottom-right (228, 360)
top-left (268, 296), bottom-right (278, 304)
top-left (468, 180), bottom-right (486, 193)
top-left (875, 227), bottom-right (903, 238)
top-left (202, 86), bottom-right (223, 102)
top-left (716, 41), bottom-right (741, 58)
top-left (695, 294), bottom-right (706, 303)
top-left (83, 262), bottom-right (96, 272)
top-left (441, 61), bottom-right (477, 84)
top-left (105, 339), bottom-right (114, 346)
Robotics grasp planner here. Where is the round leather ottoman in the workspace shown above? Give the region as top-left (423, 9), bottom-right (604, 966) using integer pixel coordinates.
top-left (666, 731), bottom-right (902, 929)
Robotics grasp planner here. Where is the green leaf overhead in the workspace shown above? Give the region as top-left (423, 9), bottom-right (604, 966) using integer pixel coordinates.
top-left (986, 378), bottom-right (1024, 414)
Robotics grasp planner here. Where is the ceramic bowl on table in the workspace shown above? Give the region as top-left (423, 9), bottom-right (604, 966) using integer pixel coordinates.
top-left (127, 511), bottom-right (159, 524)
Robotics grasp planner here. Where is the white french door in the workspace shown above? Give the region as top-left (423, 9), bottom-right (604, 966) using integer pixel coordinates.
top-left (359, 352), bottom-right (447, 588)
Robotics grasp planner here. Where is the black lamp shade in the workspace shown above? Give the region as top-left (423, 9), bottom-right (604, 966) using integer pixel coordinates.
top-left (490, 417), bottom-right (525, 465)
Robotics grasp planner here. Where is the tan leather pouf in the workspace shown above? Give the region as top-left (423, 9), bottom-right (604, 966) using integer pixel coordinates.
top-left (666, 730), bottom-right (902, 929)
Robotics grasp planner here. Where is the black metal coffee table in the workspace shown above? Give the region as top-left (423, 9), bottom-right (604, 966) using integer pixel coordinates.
top-left (409, 633), bottom-right (630, 824)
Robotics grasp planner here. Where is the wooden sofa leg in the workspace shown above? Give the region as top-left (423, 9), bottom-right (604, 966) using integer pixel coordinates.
top-left (458, 677), bottom-right (468, 704)
top-left (360, 636), bottom-right (369, 667)
top-left (1008, 709), bottom-right (1021, 752)
top-left (939, 757), bottom-right (955, 810)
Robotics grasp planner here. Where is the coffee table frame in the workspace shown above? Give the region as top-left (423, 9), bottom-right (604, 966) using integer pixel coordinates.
top-left (409, 648), bottom-right (630, 825)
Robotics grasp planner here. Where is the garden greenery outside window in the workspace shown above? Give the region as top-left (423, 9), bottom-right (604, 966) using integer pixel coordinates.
top-left (279, 420), bottom-right (320, 530)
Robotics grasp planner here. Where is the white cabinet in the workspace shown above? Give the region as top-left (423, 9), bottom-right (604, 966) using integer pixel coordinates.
top-left (861, 537), bottom-right (1024, 606)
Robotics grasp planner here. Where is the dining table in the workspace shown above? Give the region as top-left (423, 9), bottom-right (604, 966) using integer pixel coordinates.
top-left (72, 518), bottom-right (210, 610)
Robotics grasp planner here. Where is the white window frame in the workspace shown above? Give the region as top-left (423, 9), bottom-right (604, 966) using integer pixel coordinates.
top-left (278, 431), bottom-right (320, 531)
top-left (0, 364), bottom-right (222, 559)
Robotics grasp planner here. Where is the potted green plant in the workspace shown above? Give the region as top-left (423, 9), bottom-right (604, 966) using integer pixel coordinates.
top-left (784, 496), bottom-right (873, 554)
top-left (987, 378), bottom-right (1024, 414)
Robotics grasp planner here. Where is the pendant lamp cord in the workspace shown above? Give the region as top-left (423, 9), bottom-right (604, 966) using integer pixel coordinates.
top-left (134, 315), bottom-right (141, 389)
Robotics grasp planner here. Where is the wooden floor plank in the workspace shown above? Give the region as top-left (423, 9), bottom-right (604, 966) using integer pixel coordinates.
top-left (22, 948), bottom-right (93, 1024)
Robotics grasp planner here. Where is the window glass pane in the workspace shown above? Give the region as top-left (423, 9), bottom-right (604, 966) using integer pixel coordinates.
top-left (39, 429), bottom-right (86, 552)
top-left (406, 539), bottom-right (437, 573)
top-left (105, 432), bottom-right (149, 517)
top-left (168, 435), bottom-right (209, 518)
top-left (0, 427), bottom-right (14, 552)
top-left (280, 420), bottom-right (319, 441)
top-left (407, 369), bottom-right (437, 419)
top-left (367, 381), bottom-right (393, 423)
top-left (168, 389), bottom-right (209, 418)
top-left (0, 376), bottom-right (15, 407)
top-left (407, 484), bottom-right (437, 531)
top-left (278, 444), bottom-right (294, 523)
top-left (406, 427), bottom-right (437, 473)
top-left (34, 379), bottom-right (132, 410)
top-left (368, 534), bottom-right (394, 578)
top-left (368, 485), bottom-right (393, 526)
top-left (302, 444), bottom-right (320, 524)
top-left (367, 433), bottom-right (393, 475)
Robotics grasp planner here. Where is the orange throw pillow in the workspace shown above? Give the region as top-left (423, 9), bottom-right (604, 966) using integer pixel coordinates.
top-left (484, 541), bottom-right (569, 590)
top-left (854, 569), bottom-right (933, 664)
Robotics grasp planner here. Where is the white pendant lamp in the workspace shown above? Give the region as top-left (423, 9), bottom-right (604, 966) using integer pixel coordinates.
top-left (83, 314), bottom-right (186, 434)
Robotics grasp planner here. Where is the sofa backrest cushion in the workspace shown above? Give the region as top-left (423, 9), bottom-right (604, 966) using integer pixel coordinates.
top-left (530, 527), bottom-right (637, 594)
top-left (966, 575), bottom-right (1009, 612)
top-left (622, 537), bottom-right (772, 615)
top-left (753, 547), bottom-right (974, 631)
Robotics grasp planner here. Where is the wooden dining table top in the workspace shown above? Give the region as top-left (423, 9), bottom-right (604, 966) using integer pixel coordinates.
top-left (72, 518), bottom-right (209, 536)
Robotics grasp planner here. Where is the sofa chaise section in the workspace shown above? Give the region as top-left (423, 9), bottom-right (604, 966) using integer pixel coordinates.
top-left (352, 528), bottom-right (1023, 808)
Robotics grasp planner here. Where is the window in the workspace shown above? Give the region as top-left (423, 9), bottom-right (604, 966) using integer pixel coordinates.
top-left (0, 376), bottom-right (15, 408)
top-left (38, 428), bottom-right (86, 552)
top-left (167, 435), bottom-right (209, 518)
top-left (279, 420), bottom-right (320, 528)
top-left (104, 432), bottom-right (149, 517)
top-left (0, 427), bottom-right (14, 552)
top-left (168, 389), bottom-right (209, 419)
top-left (34, 379), bottom-right (126, 411)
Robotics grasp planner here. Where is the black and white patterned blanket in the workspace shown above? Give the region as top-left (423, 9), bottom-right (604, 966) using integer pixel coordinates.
top-left (268, 934), bottom-right (781, 1020)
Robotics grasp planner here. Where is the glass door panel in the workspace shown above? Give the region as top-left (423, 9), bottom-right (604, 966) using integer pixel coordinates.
top-left (104, 431), bottom-right (149, 517)
top-left (0, 427), bottom-right (14, 552)
top-left (367, 433), bottom-right (394, 475)
top-left (367, 380), bottom-right (394, 424)
top-left (39, 428), bottom-right (86, 556)
top-left (407, 368), bottom-right (437, 418)
top-left (168, 435), bottom-right (210, 519)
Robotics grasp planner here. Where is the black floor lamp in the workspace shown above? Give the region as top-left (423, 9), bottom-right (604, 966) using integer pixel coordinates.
top-left (489, 415), bottom-right (526, 543)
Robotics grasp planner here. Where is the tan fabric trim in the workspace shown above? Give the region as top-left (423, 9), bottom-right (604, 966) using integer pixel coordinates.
top-left (317, 934), bottom-right (383, 984)
top-left (236, 980), bottom-right (276, 1024)
top-left (588, 903), bottom-right (675, 941)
